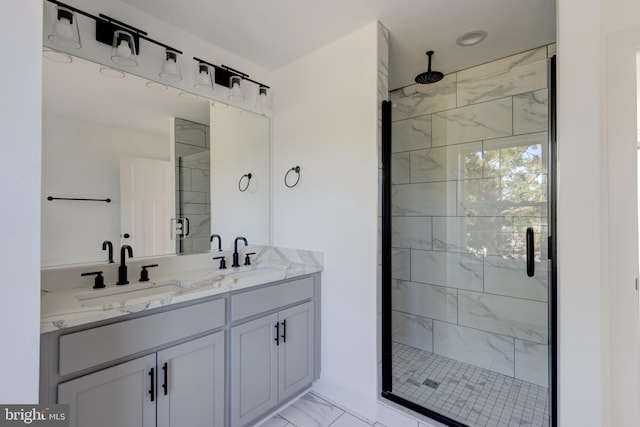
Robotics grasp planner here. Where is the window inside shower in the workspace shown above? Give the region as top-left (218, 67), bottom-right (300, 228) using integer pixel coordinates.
top-left (382, 46), bottom-right (556, 427)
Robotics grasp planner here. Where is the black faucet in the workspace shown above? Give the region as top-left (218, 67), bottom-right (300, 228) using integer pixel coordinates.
top-left (210, 234), bottom-right (222, 251)
top-left (232, 237), bottom-right (248, 267)
top-left (117, 245), bottom-right (134, 285)
top-left (102, 240), bottom-right (113, 263)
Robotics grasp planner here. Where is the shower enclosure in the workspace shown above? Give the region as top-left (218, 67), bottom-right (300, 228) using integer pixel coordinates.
top-left (381, 47), bottom-right (557, 427)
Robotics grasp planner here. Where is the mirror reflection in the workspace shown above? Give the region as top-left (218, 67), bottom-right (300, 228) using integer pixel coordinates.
top-left (41, 55), bottom-right (270, 267)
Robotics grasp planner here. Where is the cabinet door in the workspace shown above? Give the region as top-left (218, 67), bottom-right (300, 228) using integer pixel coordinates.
top-left (231, 313), bottom-right (279, 427)
top-left (157, 332), bottom-right (225, 427)
top-left (278, 301), bottom-right (315, 402)
top-left (58, 354), bottom-right (156, 427)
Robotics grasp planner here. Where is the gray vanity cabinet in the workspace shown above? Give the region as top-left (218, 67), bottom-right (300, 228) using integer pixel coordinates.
top-left (157, 332), bottom-right (225, 427)
top-left (59, 332), bottom-right (225, 427)
top-left (58, 354), bottom-right (156, 427)
top-left (231, 301), bottom-right (315, 426)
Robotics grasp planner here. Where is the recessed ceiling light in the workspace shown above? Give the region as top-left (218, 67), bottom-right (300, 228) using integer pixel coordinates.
top-left (456, 30), bottom-right (487, 47)
top-left (146, 81), bottom-right (168, 91)
top-left (43, 48), bottom-right (72, 64)
top-left (99, 66), bottom-right (125, 79)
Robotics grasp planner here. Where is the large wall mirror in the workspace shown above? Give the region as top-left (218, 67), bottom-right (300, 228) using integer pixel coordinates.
top-left (42, 55), bottom-right (270, 267)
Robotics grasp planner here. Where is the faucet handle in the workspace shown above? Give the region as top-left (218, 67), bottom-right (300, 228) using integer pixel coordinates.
top-left (212, 256), bottom-right (227, 270)
top-left (81, 271), bottom-right (105, 289)
top-left (139, 264), bottom-right (159, 282)
top-left (244, 252), bottom-right (256, 266)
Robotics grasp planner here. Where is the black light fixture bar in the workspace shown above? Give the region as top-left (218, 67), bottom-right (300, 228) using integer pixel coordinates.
top-left (45, 0), bottom-right (182, 55)
top-left (99, 13), bottom-right (182, 54)
top-left (193, 57), bottom-right (269, 89)
top-left (47, 0), bottom-right (100, 22)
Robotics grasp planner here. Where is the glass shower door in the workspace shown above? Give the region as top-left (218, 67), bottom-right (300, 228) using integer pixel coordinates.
top-left (383, 50), bottom-right (555, 427)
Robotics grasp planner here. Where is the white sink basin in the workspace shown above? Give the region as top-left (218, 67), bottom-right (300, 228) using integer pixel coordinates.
top-left (75, 280), bottom-right (184, 306)
top-left (220, 266), bottom-right (286, 279)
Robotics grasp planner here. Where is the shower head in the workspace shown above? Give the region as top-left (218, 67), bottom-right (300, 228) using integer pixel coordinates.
top-left (415, 51), bottom-right (444, 84)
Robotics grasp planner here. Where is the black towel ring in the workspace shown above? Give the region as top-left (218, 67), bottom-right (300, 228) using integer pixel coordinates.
top-left (238, 173), bottom-right (252, 192)
top-left (285, 166), bottom-right (301, 188)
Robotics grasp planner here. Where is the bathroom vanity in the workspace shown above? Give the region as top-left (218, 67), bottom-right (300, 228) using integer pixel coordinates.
top-left (39, 248), bottom-right (322, 427)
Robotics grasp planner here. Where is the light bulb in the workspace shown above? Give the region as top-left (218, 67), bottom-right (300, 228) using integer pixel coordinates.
top-left (117, 40), bottom-right (131, 58)
top-left (198, 71), bottom-right (209, 85)
top-left (56, 17), bottom-right (73, 39)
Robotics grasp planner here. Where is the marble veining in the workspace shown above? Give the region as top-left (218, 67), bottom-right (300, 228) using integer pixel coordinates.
top-left (410, 141), bottom-right (483, 183)
top-left (515, 339), bottom-right (549, 387)
top-left (484, 256), bottom-right (548, 302)
top-left (390, 75), bottom-right (457, 121)
top-left (40, 247), bottom-right (323, 333)
top-left (391, 216), bottom-right (432, 250)
top-left (392, 310), bottom-right (434, 352)
top-left (410, 250), bottom-right (483, 291)
top-left (457, 59), bottom-right (547, 107)
top-left (432, 98), bottom-right (512, 147)
top-left (391, 280), bottom-right (457, 323)
top-left (457, 290), bottom-right (548, 344)
top-left (456, 47), bottom-right (547, 85)
top-left (277, 393), bottom-right (344, 427)
top-left (392, 181), bottom-right (457, 217)
top-left (391, 152), bottom-right (411, 184)
top-left (391, 115), bottom-right (432, 153)
top-left (433, 321), bottom-right (515, 377)
top-left (514, 90), bottom-right (549, 135)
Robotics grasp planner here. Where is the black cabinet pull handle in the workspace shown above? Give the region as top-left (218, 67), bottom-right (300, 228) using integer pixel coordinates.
top-left (281, 319), bottom-right (287, 343)
top-left (274, 323), bottom-right (280, 346)
top-left (526, 227), bottom-right (535, 277)
top-left (162, 362), bottom-right (168, 396)
top-left (149, 368), bottom-right (155, 402)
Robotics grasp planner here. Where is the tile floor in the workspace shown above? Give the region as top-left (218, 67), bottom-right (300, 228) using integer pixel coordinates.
top-left (392, 342), bottom-right (550, 427)
top-left (259, 392), bottom-right (385, 427)
top-left (258, 342), bottom-right (550, 427)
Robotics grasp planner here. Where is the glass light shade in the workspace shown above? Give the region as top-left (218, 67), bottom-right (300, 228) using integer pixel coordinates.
top-left (228, 75), bottom-right (245, 101)
top-left (48, 6), bottom-right (81, 49)
top-left (160, 50), bottom-right (182, 82)
top-left (111, 30), bottom-right (137, 67)
top-left (255, 86), bottom-right (270, 111)
top-left (194, 63), bottom-right (214, 91)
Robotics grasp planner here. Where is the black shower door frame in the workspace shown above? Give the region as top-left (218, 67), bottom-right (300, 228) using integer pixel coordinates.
top-left (380, 57), bottom-right (557, 427)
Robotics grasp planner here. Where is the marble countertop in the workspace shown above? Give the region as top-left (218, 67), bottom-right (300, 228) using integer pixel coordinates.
top-left (41, 260), bottom-right (322, 334)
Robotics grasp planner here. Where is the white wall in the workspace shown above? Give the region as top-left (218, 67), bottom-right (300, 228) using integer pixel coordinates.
top-left (558, 0), bottom-right (640, 426)
top-left (41, 114), bottom-right (168, 266)
top-left (0, 0), bottom-right (42, 403)
top-left (272, 22), bottom-right (380, 411)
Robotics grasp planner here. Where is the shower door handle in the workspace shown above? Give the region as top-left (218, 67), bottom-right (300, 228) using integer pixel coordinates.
top-left (526, 227), bottom-right (535, 277)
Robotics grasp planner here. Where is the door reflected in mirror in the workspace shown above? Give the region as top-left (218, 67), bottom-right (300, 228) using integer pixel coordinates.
top-left (41, 55), bottom-right (270, 267)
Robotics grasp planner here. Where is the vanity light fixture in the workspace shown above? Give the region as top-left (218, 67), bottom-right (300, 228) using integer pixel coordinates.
top-left (228, 75), bottom-right (245, 101)
top-left (111, 30), bottom-right (137, 67)
top-left (48, 5), bottom-right (81, 49)
top-left (160, 49), bottom-right (182, 82)
top-left (194, 61), bottom-right (214, 91)
top-left (255, 86), bottom-right (271, 111)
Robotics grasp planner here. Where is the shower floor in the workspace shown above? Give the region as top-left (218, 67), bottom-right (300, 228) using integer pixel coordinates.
top-left (392, 342), bottom-right (550, 427)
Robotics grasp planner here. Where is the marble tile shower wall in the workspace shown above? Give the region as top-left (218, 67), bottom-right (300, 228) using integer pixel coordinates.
top-left (175, 118), bottom-right (211, 254)
top-left (388, 46), bottom-right (554, 389)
